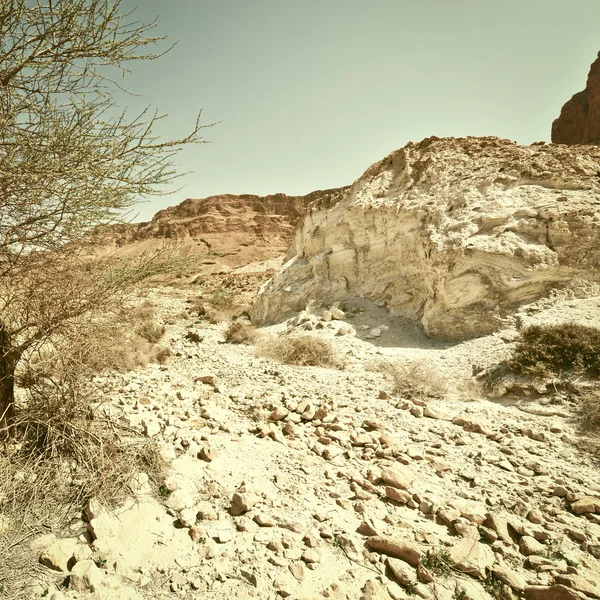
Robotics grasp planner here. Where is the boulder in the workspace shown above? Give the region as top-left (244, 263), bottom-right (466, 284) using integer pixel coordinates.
top-left (252, 137), bottom-right (600, 341)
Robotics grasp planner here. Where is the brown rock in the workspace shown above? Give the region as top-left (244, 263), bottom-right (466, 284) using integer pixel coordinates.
top-left (554, 574), bottom-right (600, 599)
top-left (385, 487), bottom-right (412, 504)
top-left (571, 496), bottom-right (600, 514)
top-left (524, 584), bottom-right (586, 600)
top-left (366, 536), bottom-right (422, 567)
top-left (230, 491), bottom-right (259, 516)
top-left (552, 52), bottom-right (600, 145)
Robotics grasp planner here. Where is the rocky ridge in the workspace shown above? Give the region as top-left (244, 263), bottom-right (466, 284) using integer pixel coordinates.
top-left (31, 286), bottom-right (600, 600)
top-left (92, 189), bottom-right (347, 272)
top-left (552, 52), bottom-right (600, 145)
top-left (252, 136), bottom-right (600, 340)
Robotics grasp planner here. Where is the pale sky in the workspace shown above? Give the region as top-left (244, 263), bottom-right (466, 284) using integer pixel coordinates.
top-left (119, 0), bottom-right (600, 222)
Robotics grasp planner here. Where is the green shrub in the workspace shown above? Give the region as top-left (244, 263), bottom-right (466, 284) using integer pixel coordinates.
top-left (508, 323), bottom-right (600, 378)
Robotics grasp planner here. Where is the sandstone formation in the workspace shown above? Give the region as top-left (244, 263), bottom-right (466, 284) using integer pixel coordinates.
top-left (92, 189), bottom-right (346, 270)
top-left (252, 136), bottom-right (600, 340)
top-left (552, 51), bottom-right (600, 145)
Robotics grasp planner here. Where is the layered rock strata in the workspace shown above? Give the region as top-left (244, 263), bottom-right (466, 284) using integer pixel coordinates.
top-left (252, 136), bottom-right (600, 340)
top-left (92, 189), bottom-right (347, 269)
top-left (552, 51), bottom-right (600, 145)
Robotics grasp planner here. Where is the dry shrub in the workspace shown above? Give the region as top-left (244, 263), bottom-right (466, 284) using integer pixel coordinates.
top-left (257, 334), bottom-right (342, 368)
top-left (20, 302), bottom-right (171, 379)
top-left (188, 289), bottom-right (239, 323)
top-left (377, 360), bottom-right (447, 399)
top-left (575, 388), bottom-right (600, 457)
top-left (0, 368), bottom-right (167, 598)
top-left (578, 388), bottom-right (600, 435)
top-left (509, 323), bottom-right (600, 379)
top-left (224, 321), bottom-right (258, 344)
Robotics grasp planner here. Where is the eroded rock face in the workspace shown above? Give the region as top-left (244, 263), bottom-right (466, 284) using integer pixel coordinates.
top-left (552, 51), bottom-right (600, 145)
top-left (91, 188), bottom-right (347, 269)
top-left (252, 136), bottom-right (600, 340)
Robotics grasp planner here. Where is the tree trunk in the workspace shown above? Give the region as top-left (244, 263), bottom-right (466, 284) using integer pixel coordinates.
top-left (0, 323), bottom-right (17, 435)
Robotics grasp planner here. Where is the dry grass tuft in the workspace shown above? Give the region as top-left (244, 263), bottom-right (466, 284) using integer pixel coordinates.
top-left (578, 388), bottom-right (600, 436)
top-left (224, 321), bottom-right (258, 344)
top-left (257, 334), bottom-right (342, 368)
top-left (575, 388), bottom-right (600, 457)
top-left (0, 365), bottom-right (168, 597)
top-left (18, 301), bottom-right (171, 381)
top-left (188, 289), bottom-right (241, 323)
top-left (377, 360), bottom-right (447, 400)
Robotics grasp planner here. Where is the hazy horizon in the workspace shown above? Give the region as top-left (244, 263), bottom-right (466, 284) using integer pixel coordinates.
top-left (119, 0), bottom-right (600, 222)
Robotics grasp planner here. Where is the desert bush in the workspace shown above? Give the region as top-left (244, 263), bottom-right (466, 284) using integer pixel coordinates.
top-left (224, 321), bottom-right (259, 344)
top-left (136, 321), bottom-right (166, 344)
top-left (578, 389), bottom-right (600, 434)
top-left (185, 331), bottom-right (203, 343)
top-left (508, 323), bottom-right (600, 379)
top-left (131, 301), bottom-right (166, 343)
top-left (0, 366), bottom-right (167, 597)
top-left (152, 346), bottom-right (172, 364)
top-left (377, 360), bottom-right (447, 399)
top-left (257, 334), bottom-right (342, 368)
top-left (188, 289), bottom-right (240, 322)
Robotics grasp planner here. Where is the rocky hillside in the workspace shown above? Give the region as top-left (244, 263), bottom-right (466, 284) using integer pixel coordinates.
top-left (29, 286), bottom-right (600, 600)
top-left (92, 189), bottom-right (347, 272)
top-left (552, 51), bottom-right (600, 145)
top-left (252, 136), bottom-right (600, 340)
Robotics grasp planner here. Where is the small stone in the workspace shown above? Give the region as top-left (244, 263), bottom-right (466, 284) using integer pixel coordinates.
top-left (216, 529), bottom-right (234, 543)
top-left (167, 489), bottom-right (194, 512)
top-left (330, 306), bottom-right (345, 320)
top-left (189, 526), bottom-right (206, 542)
top-left (39, 539), bottom-right (80, 572)
top-left (178, 508), bottom-right (197, 528)
top-left (387, 557), bottom-right (417, 586)
top-left (199, 446), bottom-right (218, 461)
top-left (493, 566), bottom-right (526, 591)
top-left (385, 487), bottom-right (411, 504)
top-left (302, 549), bottom-right (321, 563)
top-left (254, 513), bottom-right (276, 527)
top-left (230, 491), bottom-right (259, 516)
top-left (196, 501), bottom-right (218, 521)
top-left (524, 584), bottom-right (585, 600)
top-left (527, 509), bottom-right (544, 524)
top-left (69, 560), bottom-right (103, 593)
top-left (289, 561), bottom-right (306, 581)
top-left (271, 407), bottom-right (289, 421)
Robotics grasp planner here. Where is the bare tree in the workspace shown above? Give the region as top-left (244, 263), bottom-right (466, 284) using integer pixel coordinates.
top-left (0, 0), bottom-right (210, 431)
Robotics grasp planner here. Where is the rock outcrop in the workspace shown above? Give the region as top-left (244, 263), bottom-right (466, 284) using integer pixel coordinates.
top-left (552, 51), bottom-right (600, 145)
top-left (92, 189), bottom-right (347, 270)
top-left (252, 136), bottom-right (600, 340)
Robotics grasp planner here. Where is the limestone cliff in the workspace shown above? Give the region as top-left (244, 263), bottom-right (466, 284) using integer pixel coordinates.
top-left (252, 137), bottom-right (600, 340)
top-left (552, 51), bottom-right (600, 145)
